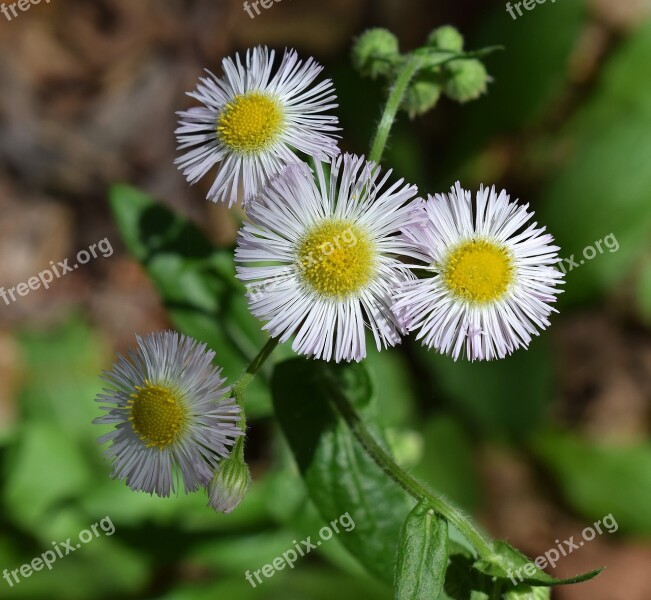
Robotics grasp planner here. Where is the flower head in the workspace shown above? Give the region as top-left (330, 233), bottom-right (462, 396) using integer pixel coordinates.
top-left (175, 46), bottom-right (340, 207)
top-left (94, 331), bottom-right (242, 496)
top-left (235, 154), bottom-right (423, 362)
top-left (393, 183), bottom-right (564, 361)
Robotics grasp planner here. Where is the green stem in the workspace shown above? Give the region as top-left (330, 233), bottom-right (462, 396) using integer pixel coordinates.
top-left (231, 336), bottom-right (280, 405)
top-left (369, 55), bottom-right (423, 164)
top-left (326, 377), bottom-right (494, 559)
top-left (368, 47), bottom-right (502, 165)
top-left (230, 337), bottom-right (280, 459)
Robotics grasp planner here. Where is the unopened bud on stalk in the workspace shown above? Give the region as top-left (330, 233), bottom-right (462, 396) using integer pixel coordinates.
top-left (207, 454), bottom-right (251, 514)
top-left (427, 25), bottom-right (465, 53)
top-left (401, 78), bottom-right (442, 119)
top-left (443, 59), bottom-right (489, 103)
top-left (352, 28), bottom-right (400, 79)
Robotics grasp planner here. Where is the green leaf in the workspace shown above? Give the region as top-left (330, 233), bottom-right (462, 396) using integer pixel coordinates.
top-left (474, 540), bottom-right (601, 587)
top-left (271, 358), bottom-right (414, 583)
top-left (265, 464), bottom-right (371, 576)
top-left (109, 184), bottom-right (283, 417)
top-left (531, 430), bottom-right (651, 534)
top-left (394, 500), bottom-right (448, 600)
top-left (439, 553), bottom-right (493, 599)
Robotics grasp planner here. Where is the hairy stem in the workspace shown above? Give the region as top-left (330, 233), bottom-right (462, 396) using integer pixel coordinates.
top-left (369, 55), bottom-right (423, 164)
top-left (368, 47), bottom-right (501, 166)
top-left (231, 336), bottom-right (280, 405)
top-left (230, 337), bottom-right (280, 458)
top-left (326, 376), bottom-right (494, 559)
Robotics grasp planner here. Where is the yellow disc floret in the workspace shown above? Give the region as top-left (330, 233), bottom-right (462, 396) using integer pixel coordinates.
top-left (216, 92), bottom-right (284, 153)
top-left (129, 381), bottom-right (188, 449)
top-left (442, 239), bottom-right (514, 303)
top-left (297, 219), bottom-right (375, 298)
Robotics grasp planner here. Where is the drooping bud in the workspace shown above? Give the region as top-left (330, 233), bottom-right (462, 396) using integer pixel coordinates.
top-left (207, 455), bottom-right (251, 514)
top-left (443, 59), bottom-right (489, 103)
top-left (352, 28), bottom-right (400, 79)
top-left (401, 78), bottom-right (442, 119)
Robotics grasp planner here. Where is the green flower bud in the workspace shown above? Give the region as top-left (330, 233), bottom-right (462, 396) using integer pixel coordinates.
top-left (427, 25), bottom-right (464, 52)
top-left (207, 455), bottom-right (251, 514)
top-left (444, 59), bottom-right (489, 103)
top-left (401, 78), bottom-right (442, 119)
top-left (352, 28), bottom-right (400, 79)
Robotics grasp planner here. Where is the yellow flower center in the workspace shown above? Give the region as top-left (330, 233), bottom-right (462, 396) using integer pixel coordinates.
top-left (442, 239), bottom-right (514, 303)
top-left (128, 381), bottom-right (188, 449)
top-left (296, 220), bottom-right (375, 298)
top-left (216, 92), bottom-right (284, 153)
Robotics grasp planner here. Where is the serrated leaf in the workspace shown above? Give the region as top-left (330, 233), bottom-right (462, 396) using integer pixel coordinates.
top-left (394, 500), bottom-right (448, 600)
top-left (271, 358), bottom-right (414, 583)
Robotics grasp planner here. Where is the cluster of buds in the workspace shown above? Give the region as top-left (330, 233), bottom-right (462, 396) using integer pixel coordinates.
top-left (352, 26), bottom-right (491, 119)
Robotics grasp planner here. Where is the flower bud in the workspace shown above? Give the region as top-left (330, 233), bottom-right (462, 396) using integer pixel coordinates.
top-left (443, 59), bottom-right (489, 103)
top-left (207, 455), bottom-right (251, 514)
top-left (401, 78), bottom-right (442, 119)
top-left (352, 28), bottom-right (400, 79)
top-left (427, 25), bottom-right (464, 52)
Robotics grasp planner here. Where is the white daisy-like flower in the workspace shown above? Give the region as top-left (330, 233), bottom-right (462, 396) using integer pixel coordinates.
top-left (175, 46), bottom-right (340, 207)
top-left (234, 154), bottom-right (423, 363)
top-left (393, 183), bottom-right (564, 361)
top-left (94, 331), bottom-right (242, 497)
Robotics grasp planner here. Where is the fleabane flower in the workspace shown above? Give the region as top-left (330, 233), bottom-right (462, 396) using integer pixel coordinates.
top-left (94, 331), bottom-right (242, 497)
top-left (235, 154), bottom-right (423, 362)
top-left (393, 183), bottom-right (564, 361)
top-left (175, 46), bottom-right (340, 207)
